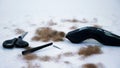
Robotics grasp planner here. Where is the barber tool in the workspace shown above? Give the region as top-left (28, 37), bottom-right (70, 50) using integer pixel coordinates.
top-left (3, 32), bottom-right (29, 48)
top-left (66, 27), bottom-right (120, 46)
top-left (22, 42), bottom-right (61, 55)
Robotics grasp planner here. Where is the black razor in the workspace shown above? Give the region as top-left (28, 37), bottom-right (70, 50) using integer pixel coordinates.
top-left (66, 27), bottom-right (120, 46)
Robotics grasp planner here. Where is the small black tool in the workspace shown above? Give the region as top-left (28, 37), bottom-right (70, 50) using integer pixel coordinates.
top-left (22, 42), bottom-right (61, 55)
top-left (66, 27), bottom-right (120, 46)
top-left (22, 42), bottom-right (53, 55)
top-left (3, 32), bottom-right (29, 48)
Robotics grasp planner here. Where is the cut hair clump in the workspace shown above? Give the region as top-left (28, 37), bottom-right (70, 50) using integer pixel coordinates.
top-left (14, 28), bottom-right (25, 34)
top-left (22, 54), bottom-right (38, 61)
top-left (82, 63), bottom-right (97, 68)
top-left (32, 27), bottom-right (65, 42)
top-left (82, 63), bottom-right (104, 68)
top-left (78, 45), bottom-right (102, 57)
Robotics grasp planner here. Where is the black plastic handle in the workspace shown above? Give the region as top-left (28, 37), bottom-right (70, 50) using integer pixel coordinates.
top-left (3, 38), bottom-right (17, 48)
top-left (66, 27), bottom-right (120, 46)
top-left (2, 32), bottom-right (29, 48)
top-left (22, 42), bottom-right (53, 55)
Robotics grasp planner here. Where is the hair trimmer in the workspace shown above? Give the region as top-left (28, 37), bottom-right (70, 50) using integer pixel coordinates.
top-left (66, 27), bottom-right (120, 46)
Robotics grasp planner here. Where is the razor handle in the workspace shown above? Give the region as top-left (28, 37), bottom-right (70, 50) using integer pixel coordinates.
top-left (66, 27), bottom-right (120, 46)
